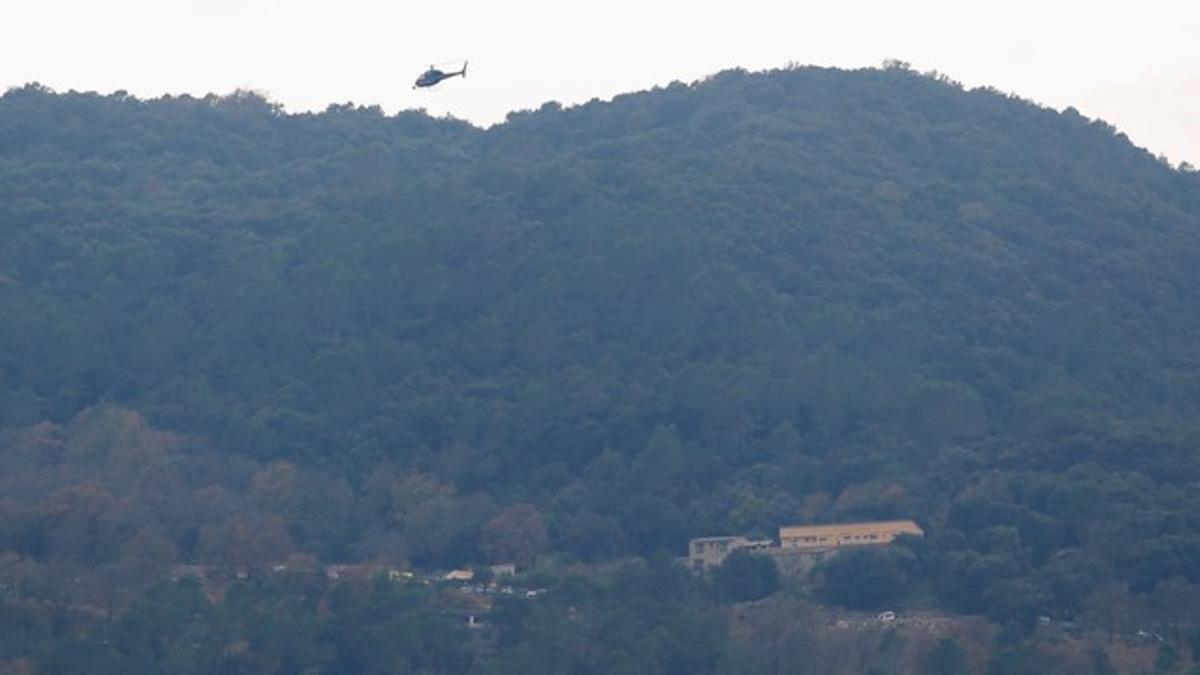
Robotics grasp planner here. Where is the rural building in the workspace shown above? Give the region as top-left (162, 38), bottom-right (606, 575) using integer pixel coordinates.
top-left (490, 563), bottom-right (517, 578)
top-left (168, 564), bottom-right (206, 582)
top-left (325, 564), bottom-right (404, 582)
top-left (686, 520), bottom-right (923, 575)
top-left (443, 569), bottom-right (475, 582)
top-left (686, 536), bottom-right (774, 569)
top-left (778, 520), bottom-right (923, 552)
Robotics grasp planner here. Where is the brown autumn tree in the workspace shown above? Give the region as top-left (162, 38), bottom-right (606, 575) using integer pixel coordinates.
top-left (195, 513), bottom-right (294, 572)
top-left (39, 483), bottom-right (123, 564)
top-left (479, 504), bottom-right (548, 567)
top-left (118, 527), bottom-right (180, 581)
top-left (251, 461), bottom-right (299, 514)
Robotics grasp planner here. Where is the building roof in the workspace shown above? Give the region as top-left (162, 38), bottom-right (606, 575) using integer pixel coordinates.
top-left (778, 520), bottom-right (923, 537)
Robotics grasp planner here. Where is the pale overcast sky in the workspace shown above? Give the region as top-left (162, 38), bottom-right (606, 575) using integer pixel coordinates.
top-left (3, 0), bottom-right (1198, 164)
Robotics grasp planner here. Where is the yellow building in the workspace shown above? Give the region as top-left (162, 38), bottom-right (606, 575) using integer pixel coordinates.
top-left (778, 520), bottom-right (923, 552)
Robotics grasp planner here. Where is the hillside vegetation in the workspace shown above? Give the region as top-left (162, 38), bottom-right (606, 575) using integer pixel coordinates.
top-left (3, 65), bottom-right (1200, 673)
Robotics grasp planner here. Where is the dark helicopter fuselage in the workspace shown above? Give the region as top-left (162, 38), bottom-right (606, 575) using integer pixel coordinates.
top-left (414, 62), bottom-right (467, 88)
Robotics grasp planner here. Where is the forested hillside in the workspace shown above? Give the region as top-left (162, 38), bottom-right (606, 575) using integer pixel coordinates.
top-left (3, 65), bottom-right (1200, 673)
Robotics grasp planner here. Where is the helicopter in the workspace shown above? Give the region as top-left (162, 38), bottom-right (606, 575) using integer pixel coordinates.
top-left (414, 61), bottom-right (468, 89)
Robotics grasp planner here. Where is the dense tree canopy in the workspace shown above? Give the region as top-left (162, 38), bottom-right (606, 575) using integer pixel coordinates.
top-left (3, 63), bottom-right (1200, 672)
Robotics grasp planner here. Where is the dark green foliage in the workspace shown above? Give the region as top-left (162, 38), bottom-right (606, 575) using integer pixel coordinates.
top-left (982, 579), bottom-right (1052, 632)
top-left (1156, 644), bottom-right (1180, 673)
top-left (3, 64), bottom-right (1200, 671)
top-left (714, 550), bottom-right (780, 603)
top-left (1089, 646), bottom-right (1117, 675)
top-left (985, 645), bottom-right (1059, 675)
top-left (320, 579), bottom-right (473, 675)
top-left (34, 576), bottom-right (470, 675)
top-left (817, 547), bottom-right (911, 610)
top-left (493, 558), bottom-right (730, 675)
top-left (922, 638), bottom-right (968, 675)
